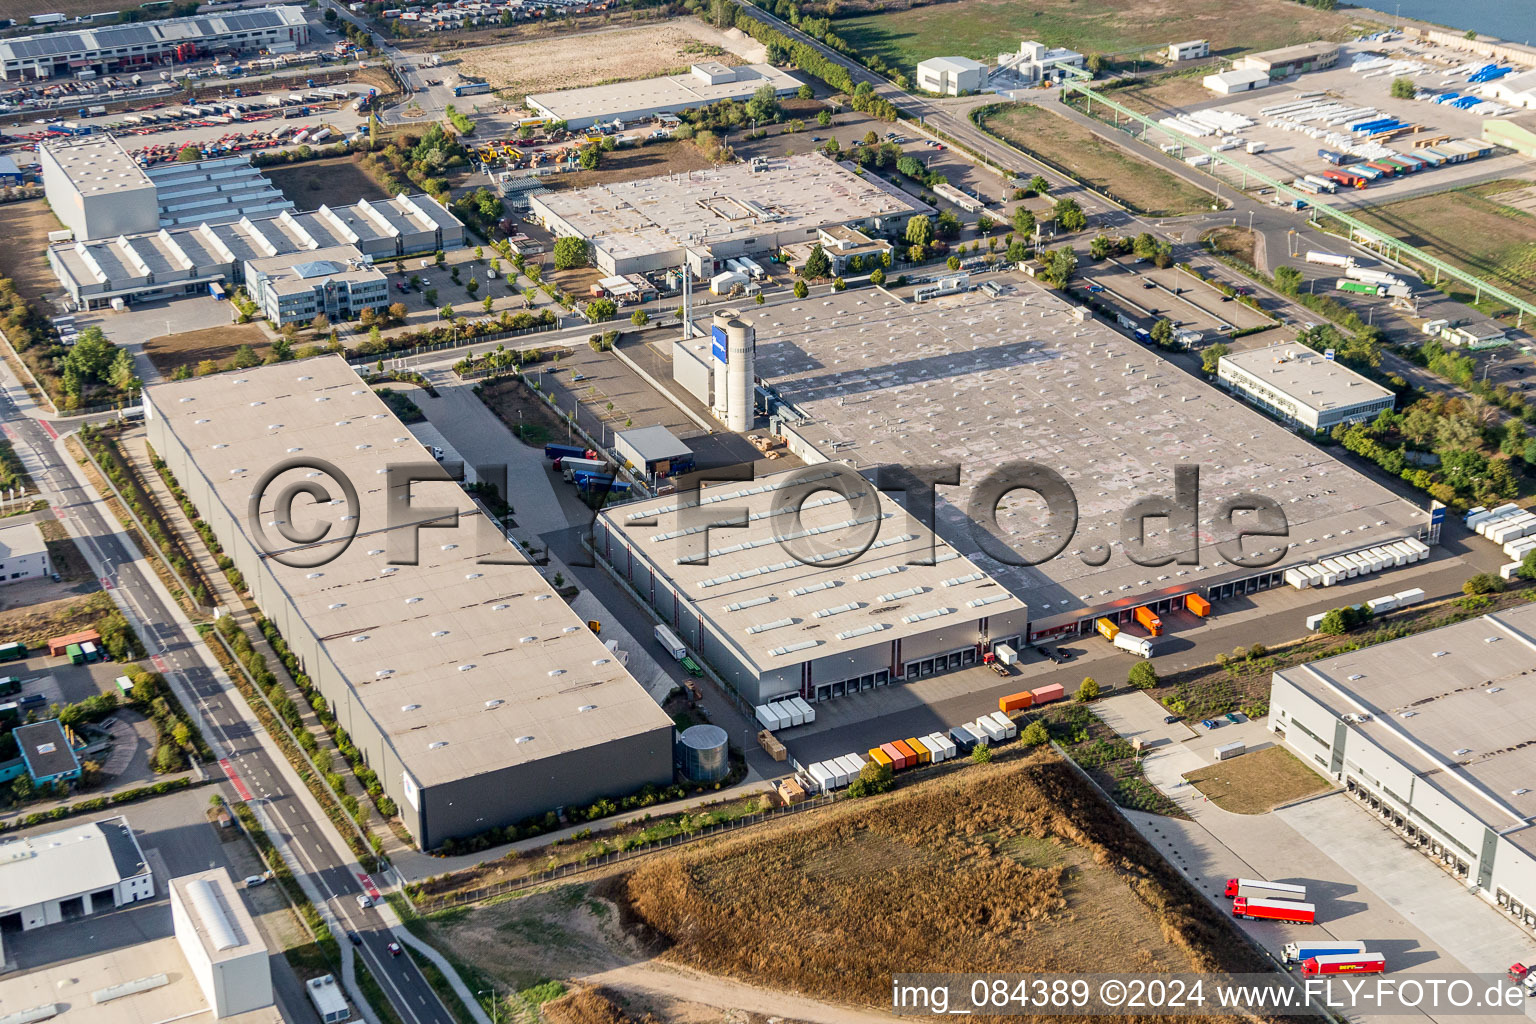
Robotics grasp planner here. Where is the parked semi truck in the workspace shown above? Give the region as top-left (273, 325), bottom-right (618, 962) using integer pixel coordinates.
top-left (1233, 898), bottom-right (1316, 924)
top-left (1096, 617), bottom-right (1155, 658)
top-left (654, 624), bottom-right (685, 660)
top-left (1337, 279), bottom-right (1382, 295)
top-left (1225, 878), bottom-right (1307, 900)
top-left (1306, 251), bottom-right (1354, 269)
top-left (1302, 953), bottom-right (1385, 976)
top-left (1134, 606), bottom-right (1163, 636)
top-left (1284, 940), bottom-right (1366, 964)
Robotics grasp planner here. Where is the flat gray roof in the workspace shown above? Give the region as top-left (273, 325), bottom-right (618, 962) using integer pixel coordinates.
top-left (145, 356), bottom-right (671, 789)
top-left (0, 816), bottom-right (147, 914)
top-left (526, 63), bottom-right (802, 124)
top-left (1219, 343), bottom-right (1396, 416)
top-left (15, 720), bottom-right (79, 780)
top-left (530, 154), bottom-right (923, 265)
top-left (1274, 603), bottom-right (1536, 847)
top-left (600, 468), bottom-right (1025, 673)
top-left (41, 135), bottom-right (151, 196)
top-left (755, 281), bottom-right (1430, 620)
top-left (170, 869), bottom-right (265, 965)
top-left (618, 424), bottom-right (690, 463)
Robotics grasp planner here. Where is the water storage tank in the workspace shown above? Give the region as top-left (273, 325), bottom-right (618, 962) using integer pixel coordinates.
top-left (675, 724), bottom-right (729, 783)
top-left (710, 309), bottom-right (756, 431)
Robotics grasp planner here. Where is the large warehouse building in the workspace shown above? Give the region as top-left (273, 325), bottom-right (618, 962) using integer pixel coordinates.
top-left (528, 154), bottom-right (928, 276)
top-left (0, 816), bottom-right (154, 931)
top-left (752, 284), bottom-right (1435, 646)
top-left (144, 357), bottom-right (674, 849)
top-left (1217, 343), bottom-right (1397, 432)
top-left (41, 135), bottom-right (293, 242)
top-left (49, 192), bottom-right (463, 310)
top-left (0, 6), bottom-right (309, 81)
top-left (593, 466), bottom-right (1028, 705)
top-left (1269, 603), bottom-right (1536, 935)
top-left (527, 61), bottom-right (803, 131)
top-left (170, 869), bottom-right (274, 1019)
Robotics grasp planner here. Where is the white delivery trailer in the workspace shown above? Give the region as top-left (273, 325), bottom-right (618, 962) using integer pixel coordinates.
top-left (755, 704), bottom-right (783, 730)
top-left (825, 759), bottom-right (849, 788)
top-left (972, 717), bottom-right (1003, 744)
top-left (1491, 516), bottom-right (1536, 545)
top-left (1113, 632), bottom-right (1155, 658)
top-left (737, 256), bottom-right (765, 280)
top-left (1388, 541), bottom-right (1418, 565)
top-left (653, 624), bottom-right (686, 660)
top-left (1246, 140), bottom-right (1267, 153)
top-left (1351, 553), bottom-right (1376, 574)
top-left (789, 696), bottom-right (816, 724)
top-left (1215, 740), bottom-right (1246, 760)
top-left (987, 711), bottom-right (1018, 739)
top-left (1503, 561), bottom-right (1524, 581)
top-left (1306, 250), bottom-right (1355, 268)
top-left (773, 700), bottom-right (803, 727)
top-left (995, 643), bottom-right (1018, 666)
top-left (1505, 536), bottom-right (1536, 560)
top-left (1306, 611), bottom-right (1328, 631)
top-left (1367, 596), bottom-right (1397, 614)
top-left (1302, 565), bottom-right (1328, 586)
top-left (837, 753), bottom-right (867, 780)
top-left (560, 456), bottom-right (606, 480)
top-left (1283, 940), bottom-right (1367, 964)
top-left (1231, 878), bottom-right (1307, 901)
top-left (1478, 509), bottom-right (1524, 536)
top-left (1369, 548), bottom-right (1393, 572)
top-left (1313, 563), bottom-right (1339, 586)
top-left (1285, 568), bottom-right (1310, 589)
top-left (1346, 266), bottom-right (1402, 287)
top-left (808, 762), bottom-right (836, 794)
top-left (1404, 538), bottom-right (1431, 561)
top-left (1469, 503), bottom-right (1519, 530)
top-left (1393, 588), bottom-right (1425, 606)
top-left (926, 733), bottom-right (956, 761)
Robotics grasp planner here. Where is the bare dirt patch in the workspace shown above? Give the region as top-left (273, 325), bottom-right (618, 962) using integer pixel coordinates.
top-left (142, 323), bottom-right (271, 376)
top-left (0, 590), bottom-right (112, 645)
top-left (455, 23), bottom-right (743, 99)
top-left (1184, 744), bottom-right (1331, 814)
top-left (264, 157), bottom-right (388, 210)
top-left (1204, 226), bottom-right (1257, 267)
top-left (0, 201), bottom-right (67, 303)
top-left (541, 142), bottom-right (714, 193)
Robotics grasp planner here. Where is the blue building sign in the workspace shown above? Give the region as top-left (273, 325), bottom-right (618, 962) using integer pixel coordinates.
top-left (711, 325), bottom-right (728, 363)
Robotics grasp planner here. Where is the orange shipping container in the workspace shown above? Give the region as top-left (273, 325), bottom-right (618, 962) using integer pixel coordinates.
top-left (999, 691), bottom-right (1034, 712)
top-left (1185, 594), bottom-right (1211, 617)
top-left (888, 740), bottom-right (916, 769)
top-left (1134, 606), bottom-right (1163, 636)
top-left (868, 747), bottom-right (893, 768)
top-left (906, 737), bottom-right (931, 764)
top-left (48, 630), bottom-right (101, 657)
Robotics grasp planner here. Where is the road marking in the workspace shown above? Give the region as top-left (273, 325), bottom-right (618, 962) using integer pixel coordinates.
top-left (39, 420), bottom-right (57, 440)
top-left (152, 654), bottom-right (167, 672)
top-left (219, 758), bottom-right (254, 802)
top-left (357, 872), bottom-right (381, 901)
top-left (100, 576), bottom-right (113, 590)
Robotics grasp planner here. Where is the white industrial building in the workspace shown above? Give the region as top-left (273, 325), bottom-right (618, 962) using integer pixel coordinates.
top-left (748, 284), bottom-right (1434, 645)
top-left (997, 40), bottom-right (1085, 84)
top-left (671, 309), bottom-right (758, 432)
top-left (0, 816), bottom-right (154, 931)
top-left (528, 154), bottom-right (928, 276)
top-left (915, 56), bottom-right (987, 96)
top-left (1481, 69), bottom-right (1536, 110)
top-left (592, 465), bottom-right (1029, 705)
top-left (0, 6), bottom-right (309, 81)
top-left (1204, 68), bottom-right (1271, 95)
top-left (526, 62), bottom-right (803, 131)
top-left (1216, 343), bottom-right (1397, 432)
top-left (1233, 41), bottom-right (1340, 79)
top-left (40, 135), bottom-right (292, 241)
top-left (1268, 603), bottom-right (1536, 933)
top-left (170, 869), bottom-right (274, 1019)
top-left (145, 357), bottom-right (674, 850)
top-left (48, 193), bottom-right (464, 311)
top-left (1168, 40), bottom-right (1210, 62)
top-left (244, 245), bottom-right (390, 326)
top-left (0, 521), bottom-right (50, 584)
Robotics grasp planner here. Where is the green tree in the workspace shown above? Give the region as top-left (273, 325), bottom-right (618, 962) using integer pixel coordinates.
top-left (176, 145), bottom-right (201, 162)
top-left (553, 236), bottom-right (589, 270)
top-left (870, 267), bottom-right (886, 286)
top-left (970, 744), bottom-right (993, 764)
top-left (1519, 548), bottom-right (1536, 581)
top-left (483, 296), bottom-right (495, 314)
top-left (466, 276), bottom-right (480, 296)
top-left (1006, 239), bottom-right (1029, 262)
top-left (797, 84), bottom-right (814, 101)
top-left (1075, 676), bottom-right (1100, 702)
top-left (585, 297), bottom-right (617, 321)
top-left (1273, 265), bottom-right (1304, 294)
top-left (793, 279), bottom-right (809, 299)
top-left (1090, 234), bottom-right (1112, 260)
top-left (1011, 205), bottom-right (1035, 239)
top-left (578, 144), bottom-right (601, 170)
top-left (1028, 174), bottom-right (1050, 196)
top-left (1128, 661), bottom-right (1158, 690)
top-left (1464, 572), bottom-right (1505, 596)
top-left (803, 243), bottom-right (832, 280)
top-left (946, 255), bottom-right (961, 271)
top-left (108, 349), bottom-right (140, 393)
top-left (1200, 341), bottom-right (1229, 373)
top-left (630, 309), bottom-right (649, 327)
top-left (1053, 197), bottom-right (1087, 233)
top-left (440, 304), bottom-right (455, 320)
top-left (904, 214), bottom-right (934, 248)
top-left (847, 759), bottom-right (894, 796)
top-left (935, 209), bottom-right (962, 239)
top-left (424, 288), bottom-right (438, 305)
top-left (1151, 317), bottom-right (1175, 347)
top-left (1318, 608), bottom-right (1351, 635)
top-left (817, 108), bottom-right (832, 127)
top-left (1390, 76), bottom-right (1416, 99)
top-left (832, 276), bottom-right (846, 291)
top-left (231, 344), bottom-right (261, 369)
top-left (1132, 232), bottom-right (1159, 259)
top-left (746, 82), bottom-right (781, 123)
top-left (1020, 720), bottom-right (1050, 746)
top-left (1041, 246), bottom-right (1076, 287)
top-left (976, 213), bottom-right (994, 235)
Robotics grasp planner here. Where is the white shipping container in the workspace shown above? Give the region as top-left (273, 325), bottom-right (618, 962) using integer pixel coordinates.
top-left (790, 696), bottom-right (815, 724)
top-left (1469, 502), bottom-right (1519, 530)
top-left (1302, 565), bottom-right (1327, 586)
top-left (1504, 536), bottom-right (1536, 559)
top-left (1215, 740), bottom-right (1246, 761)
top-left (987, 711), bottom-right (1018, 739)
top-left (972, 718), bottom-right (1002, 744)
top-left (1478, 510), bottom-right (1523, 537)
top-left (1306, 611), bottom-right (1328, 631)
top-left (925, 733), bottom-right (954, 761)
top-left (1381, 545), bottom-right (1407, 567)
top-left (1404, 538), bottom-right (1431, 561)
top-left (1369, 549), bottom-right (1393, 571)
top-left (1491, 517), bottom-right (1536, 545)
top-left (1367, 596), bottom-right (1397, 613)
top-left (754, 704), bottom-right (781, 731)
top-left (1392, 588), bottom-right (1425, 606)
top-left (1286, 568), bottom-right (1309, 589)
top-left (1313, 563), bottom-right (1339, 586)
top-left (1502, 561), bottom-right (1523, 581)
top-left (773, 700), bottom-right (803, 728)
top-left (838, 753), bottom-right (866, 779)
top-left (808, 763), bottom-right (836, 794)
top-left (1388, 541), bottom-right (1417, 565)
top-left (1350, 553), bottom-right (1375, 574)
top-left (828, 759), bottom-right (850, 788)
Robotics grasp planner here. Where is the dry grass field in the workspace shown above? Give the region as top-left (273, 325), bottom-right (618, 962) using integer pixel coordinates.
top-left (1184, 745), bottom-right (1330, 814)
top-left (606, 751), bottom-right (1276, 1017)
top-left (542, 142), bottom-right (714, 193)
top-left (264, 157), bottom-right (387, 209)
top-left (979, 103), bottom-right (1213, 217)
top-left (0, 201), bottom-right (67, 302)
top-left (455, 23), bottom-right (740, 99)
top-left (142, 323), bottom-right (271, 376)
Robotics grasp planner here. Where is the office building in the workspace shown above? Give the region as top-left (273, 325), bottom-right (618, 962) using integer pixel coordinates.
top-left (526, 62), bottom-right (803, 131)
top-left (243, 245), bottom-right (389, 326)
top-left (915, 56), bottom-right (986, 96)
top-left (1234, 41), bottom-right (1341, 79)
top-left (997, 40), bottom-right (1086, 83)
top-left (1269, 603), bottom-right (1536, 934)
top-left (0, 6), bottom-right (309, 81)
top-left (1168, 40), bottom-right (1210, 62)
top-left (14, 720), bottom-right (82, 786)
top-left (144, 357), bottom-right (674, 849)
top-left (0, 522), bottom-right (51, 584)
top-left (1216, 343), bottom-right (1397, 432)
top-left (0, 816), bottom-right (154, 930)
top-left (528, 154), bottom-right (927, 276)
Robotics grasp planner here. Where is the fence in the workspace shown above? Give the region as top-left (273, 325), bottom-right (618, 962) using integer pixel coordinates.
top-left (414, 794), bottom-right (836, 912)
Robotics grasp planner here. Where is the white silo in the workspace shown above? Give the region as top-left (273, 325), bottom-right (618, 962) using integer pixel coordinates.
top-left (718, 310), bottom-right (756, 432)
top-left (710, 309), bottom-right (734, 423)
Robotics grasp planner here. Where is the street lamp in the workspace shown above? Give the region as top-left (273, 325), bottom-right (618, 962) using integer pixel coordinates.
top-left (477, 990), bottom-right (500, 1024)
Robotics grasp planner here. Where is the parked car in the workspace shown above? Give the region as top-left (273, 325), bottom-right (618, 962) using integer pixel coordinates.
top-left (1201, 719), bottom-right (1218, 730)
top-left (1143, 281), bottom-right (1155, 289)
top-left (347, 930), bottom-right (363, 946)
top-left (243, 875), bottom-right (266, 888)
top-left (1163, 715), bottom-right (1181, 725)
top-left (356, 894), bottom-right (372, 909)
top-left (1225, 712), bottom-right (1243, 725)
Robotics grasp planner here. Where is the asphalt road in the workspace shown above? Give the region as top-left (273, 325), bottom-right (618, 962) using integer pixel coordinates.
top-left (0, 392), bottom-right (453, 1024)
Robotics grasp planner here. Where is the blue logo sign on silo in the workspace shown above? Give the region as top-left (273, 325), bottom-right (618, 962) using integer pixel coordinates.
top-left (711, 325), bottom-right (728, 363)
